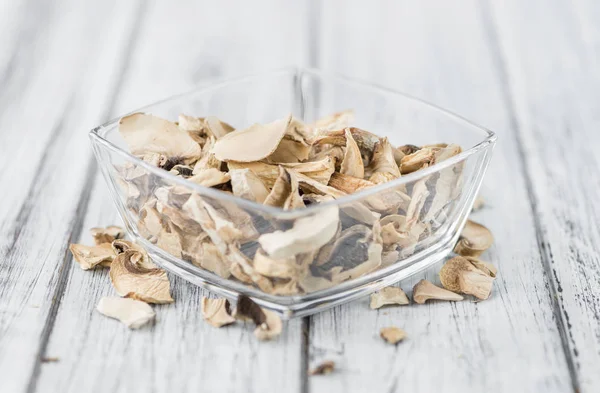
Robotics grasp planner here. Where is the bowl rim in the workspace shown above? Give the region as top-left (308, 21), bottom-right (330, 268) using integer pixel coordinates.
top-left (89, 67), bottom-right (497, 219)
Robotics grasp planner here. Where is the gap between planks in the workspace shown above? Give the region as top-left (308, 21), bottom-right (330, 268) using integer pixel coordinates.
top-left (24, 2), bottom-right (149, 392)
top-left (478, 1), bottom-right (580, 391)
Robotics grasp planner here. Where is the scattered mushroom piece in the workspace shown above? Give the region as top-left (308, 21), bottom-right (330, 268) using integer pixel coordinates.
top-left (439, 256), bottom-right (495, 300)
top-left (309, 361), bottom-right (336, 375)
top-left (69, 243), bottom-right (114, 270)
top-left (263, 167), bottom-right (305, 209)
top-left (370, 287), bottom-right (410, 309)
top-left (212, 115), bottom-right (292, 162)
top-left (472, 195), bottom-right (485, 211)
top-left (109, 250), bottom-right (174, 304)
top-left (380, 326), bottom-right (406, 344)
top-left (454, 220), bottom-right (494, 257)
top-left (119, 113), bottom-right (202, 163)
top-left (412, 279), bottom-right (464, 304)
top-left (96, 296), bottom-right (155, 329)
top-left (233, 295), bottom-right (266, 324)
top-left (201, 297), bottom-right (236, 328)
top-left (254, 308), bottom-right (283, 341)
top-left (464, 256), bottom-right (497, 277)
top-left (258, 205), bottom-right (340, 259)
top-left (89, 226), bottom-right (125, 245)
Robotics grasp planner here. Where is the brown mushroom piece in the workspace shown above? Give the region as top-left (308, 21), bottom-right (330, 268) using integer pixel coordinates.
top-left (439, 256), bottom-right (496, 300)
top-left (380, 326), bottom-right (407, 345)
top-left (201, 297), bottom-right (236, 328)
top-left (119, 113), bottom-right (202, 164)
top-left (309, 361), bottom-right (336, 375)
top-left (370, 286), bottom-right (409, 309)
top-left (400, 147), bottom-right (435, 174)
top-left (212, 115), bottom-right (292, 162)
top-left (109, 250), bottom-right (174, 304)
top-left (254, 308), bottom-right (283, 341)
top-left (96, 296), bottom-right (155, 329)
top-left (454, 219), bottom-right (494, 257)
top-left (69, 243), bottom-right (115, 270)
top-left (263, 166), bottom-right (305, 210)
top-left (233, 295), bottom-right (283, 340)
top-left (412, 279), bottom-right (464, 304)
top-left (89, 226), bottom-right (125, 245)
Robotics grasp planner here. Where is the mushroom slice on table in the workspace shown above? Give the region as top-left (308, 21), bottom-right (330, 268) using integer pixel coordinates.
top-left (370, 286), bottom-right (410, 309)
top-left (201, 297), bottom-right (235, 328)
top-left (89, 226), bottom-right (125, 245)
top-left (69, 243), bottom-right (115, 270)
top-left (454, 219), bottom-right (494, 257)
top-left (96, 296), bottom-right (155, 329)
top-left (412, 279), bottom-right (464, 304)
top-left (439, 256), bottom-right (496, 300)
top-left (380, 326), bottom-right (407, 344)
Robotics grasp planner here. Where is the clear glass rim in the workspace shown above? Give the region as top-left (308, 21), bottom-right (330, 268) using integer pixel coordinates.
top-left (89, 67), bottom-right (497, 219)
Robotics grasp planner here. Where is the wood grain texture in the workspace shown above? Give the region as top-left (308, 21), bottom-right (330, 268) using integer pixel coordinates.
top-left (34, 2), bottom-right (310, 393)
top-left (487, 1), bottom-right (600, 391)
top-left (0, 1), bottom-right (144, 392)
top-left (308, 1), bottom-right (573, 392)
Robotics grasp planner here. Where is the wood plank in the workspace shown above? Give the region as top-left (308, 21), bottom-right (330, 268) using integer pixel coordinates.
top-left (308, 1), bottom-right (573, 392)
top-left (487, 1), bottom-right (600, 391)
top-left (0, 1), bottom-right (145, 392)
top-left (36, 2), bottom-right (310, 392)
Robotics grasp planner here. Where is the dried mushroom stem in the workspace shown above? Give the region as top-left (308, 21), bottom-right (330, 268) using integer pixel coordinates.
top-left (412, 279), bottom-right (464, 304)
top-left (454, 220), bottom-right (494, 257)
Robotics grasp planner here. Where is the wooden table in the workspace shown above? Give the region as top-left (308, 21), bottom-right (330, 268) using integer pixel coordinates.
top-left (1, 1), bottom-right (599, 392)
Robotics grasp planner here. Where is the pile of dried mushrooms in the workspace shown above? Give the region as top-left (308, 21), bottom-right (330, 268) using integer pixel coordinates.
top-left (115, 110), bottom-right (467, 296)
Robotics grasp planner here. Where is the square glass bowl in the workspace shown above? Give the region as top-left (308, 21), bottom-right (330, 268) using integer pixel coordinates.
top-left (89, 68), bottom-right (496, 318)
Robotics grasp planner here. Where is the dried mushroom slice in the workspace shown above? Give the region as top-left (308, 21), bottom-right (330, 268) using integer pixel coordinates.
top-left (193, 136), bottom-right (222, 173)
top-left (439, 256), bottom-right (495, 300)
top-left (230, 168), bottom-right (270, 203)
top-left (96, 296), bottom-right (155, 329)
top-left (309, 361), bottom-right (336, 375)
top-left (138, 201), bottom-right (164, 241)
top-left (405, 178), bottom-right (430, 230)
top-left (328, 172), bottom-right (373, 194)
top-left (379, 215), bottom-right (425, 251)
top-left (400, 147), bottom-right (435, 174)
top-left (370, 286), bottom-right (409, 309)
top-left (212, 115), bottom-right (292, 162)
top-left (311, 109), bottom-right (354, 131)
top-left (204, 116), bottom-right (235, 139)
top-left (412, 279), bottom-right (463, 304)
top-left (464, 256), bottom-right (497, 277)
top-left (380, 326), bottom-right (406, 344)
top-left (90, 226), bottom-right (125, 245)
top-left (313, 127), bottom-right (380, 165)
top-left (177, 113), bottom-right (205, 132)
top-left (340, 128), bottom-right (365, 178)
top-left (424, 144), bottom-right (464, 221)
top-left (119, 113), bottom-right (202, 163)
top-left (316, 225), bottom-right (383, 283)
top-left (454, 219), bottom-right (493, 257)
top-left (69, 243), bottom-right (114, 270)
top-left (228, 156), bottom-right (335, 188)
top-left (258, 206), bottom-right (340, 259)
top-left (367, 138), bottom-right (401, 184)
top-left (234, 295), bottom-right (266, 324)
top-left (194, 241), bottom-right (231, 278)
top-left (109, 250), bottom-right (174, 304)
top-left (268, 117), bottom-right (312, 163)
top-left (264, 167), bottom-right (304, 210)
top-left (188, 168), bottom-right (231, 187)
top-left (253, 249), bottom-right (301, 279)
top-left (201, 297), bottom-right (235, 328)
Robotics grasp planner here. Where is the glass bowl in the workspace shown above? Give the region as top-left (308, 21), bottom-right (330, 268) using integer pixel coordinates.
top-left (89, 68), bottom-right (496, 318)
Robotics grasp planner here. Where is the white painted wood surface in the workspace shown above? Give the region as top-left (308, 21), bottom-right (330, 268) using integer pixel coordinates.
top-left (0, 1), bottom-right (599, 393)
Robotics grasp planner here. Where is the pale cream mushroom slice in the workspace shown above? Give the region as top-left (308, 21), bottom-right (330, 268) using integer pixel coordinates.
top-left (109, 250), bottom-right (174, 304)
top-left (258, 205), bottom-right (340, 259)
top-left (454, 219), bottom-right (494, 257)
top-left (96, 297), bottom-right (155, 329)
top-left (312, 127), bottom-right (380, 164)
top-left (212, 115), bottom-right (292, 162)
top-left (89, 226), bottom-right (125, 245)
top-left (119, 113), bottom-right (202, 164)
top-left (340, 128), bottom-right (365, 178)
top-left (328, 172), bottom-right (373, 194)
top-left (404, 177), bottom-right (430, 230)
top-left (379, 215), bottom-right (425, 251)
top-left (188, 168), bottom-right (231, 188)
top-left (267, 117), bottom-right (312, 163)
top-left (370, 286), bottom-right (409, 309)
top-left (192, 135), bottom-right (222, 173)
top-left (254, 308), bottom-right (283, 341)
top-left (204, 116), bottom-right (235, 139)
top-left (230, 168), bottom-right (270, 203)
top-left (201, 297), bottom-right (236, 328)
top-left (263, 166), bottom-right (305, 210)
top-left (69, 243), bottom-right (115, 270)
top-left (380, 326), bottom-right (407, 345)
top-left (310, 109), bottom-right (354, 131)
top-left (177, 113), bottom-right (205, 132)
top-left (228, 156), bottom-right (335, 188)
top-left (193, 241), bottom-right (231, 278)
top-left (464, 256), bottom-right (497, 277)
top-left (439, 256), bottom-right (496, 300)
top-left (367, 138), bottom-right (401, 184)
top-left (412, 279), bottom-right (464, 304)
top-left (424, 144), bottom-right (464, 221)
top-left (253, 249), bottom-right (302, 280)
